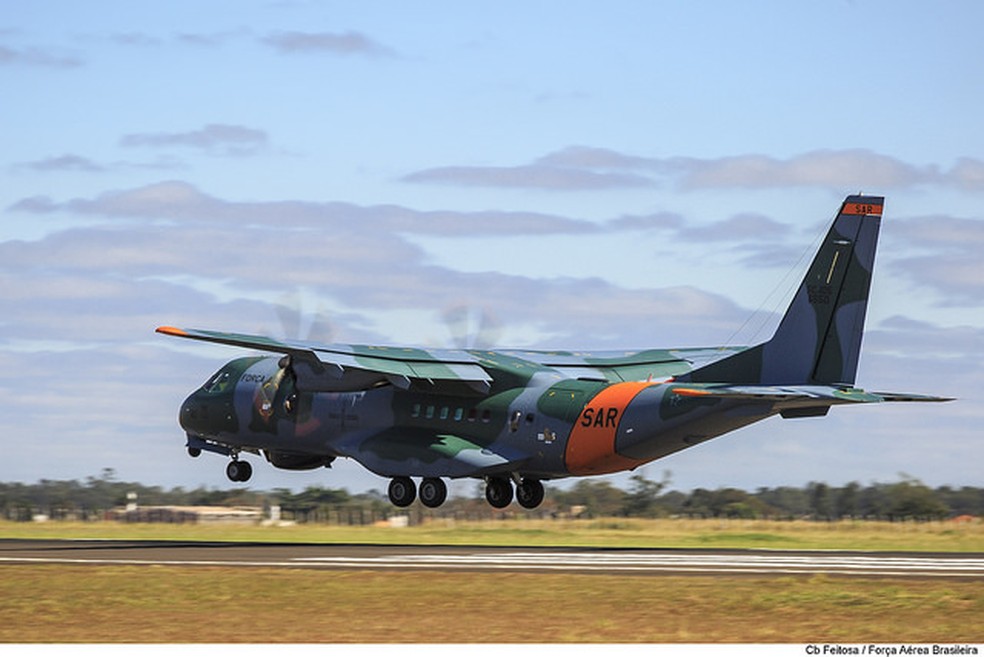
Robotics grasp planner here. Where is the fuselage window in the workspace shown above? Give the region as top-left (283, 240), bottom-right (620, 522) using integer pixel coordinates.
top-left (411, 403), bottom-right (421, 418)
top-left (440, 406), bottom-right (449, 420)
top-left (454, 408), bottom-right (464, 421)
top-left (481, 409), bottom-right (492, 423)
top-left (467, 408), bottom-right (477, 422)
top-left (426, 405), bottom-right (435, 419)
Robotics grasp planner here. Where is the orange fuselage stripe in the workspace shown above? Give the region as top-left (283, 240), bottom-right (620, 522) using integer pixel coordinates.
top-left (565, 381), bottom-right (652, 476)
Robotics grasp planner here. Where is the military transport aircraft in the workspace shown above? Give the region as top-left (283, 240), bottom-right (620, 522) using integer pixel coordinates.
top-left (158, 195), bottom-right (950, 509)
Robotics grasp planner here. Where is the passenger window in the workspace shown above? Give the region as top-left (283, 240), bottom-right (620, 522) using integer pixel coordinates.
top-left (467, 408), bottom-right (477, 422)
top-left (440, 406), bottom-right (449, 420)
top-left (426, 405), bottom-right (435, 419)
top-left (481, 409), bottom-right (491, 423)
top-left (454, 408), bottom-right (464, 421)
top-left (411, 403), bottom-right (421, 418)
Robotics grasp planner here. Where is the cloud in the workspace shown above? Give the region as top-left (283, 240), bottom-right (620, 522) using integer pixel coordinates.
top-left (950, 158), bottom-right (984, 191)
top-left (12, 180), bottom-right (598, 236)
top-left (119, 124), bottom-right (269, 156)
top-left (868, 316), bottom-right (984, 361)
top-left (676, 213), bottom-right (792, 243)
top-left (402, 164), bottom-right (656, 191)
top-left (404, 147), bottom-right (984, 192)
top-left (261, 31), bottom-right (395, 57)
top-left (4, 181), bottom-right (749, 350)
top-left (677, 150), bottom-right (939, 190)
top-left (888, 214), bottom-right (984, 305)
top-left (14, 154), bottom-right (105, 173)
top-left (0, 43), bottom-right (82, 68)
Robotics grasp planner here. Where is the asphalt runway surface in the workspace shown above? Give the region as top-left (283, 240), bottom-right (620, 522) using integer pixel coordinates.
top-left (2, 539), bottom-right (983, 578)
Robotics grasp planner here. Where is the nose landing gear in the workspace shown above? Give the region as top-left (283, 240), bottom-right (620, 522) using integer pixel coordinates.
top-left (226, 458), bottom-right (253, 483)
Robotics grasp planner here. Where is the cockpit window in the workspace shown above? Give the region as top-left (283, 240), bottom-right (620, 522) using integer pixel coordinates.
top-left (202, 370), bottom-right (232, 393)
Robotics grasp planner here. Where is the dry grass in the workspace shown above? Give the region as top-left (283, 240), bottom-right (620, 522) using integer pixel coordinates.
top-left (0, 565), bottom-right (981, 643)
top-left (2, 518), bottom-right (982, 643)
top-left (4, 517), bottom-right (984, 551)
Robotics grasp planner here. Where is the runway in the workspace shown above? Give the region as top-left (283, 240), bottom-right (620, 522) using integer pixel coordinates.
top-left (2, 539), bottom-right (983, 578)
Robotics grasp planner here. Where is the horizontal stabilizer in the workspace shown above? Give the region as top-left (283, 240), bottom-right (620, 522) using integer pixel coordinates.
top-left (671, 384), bottom-right (953, 405)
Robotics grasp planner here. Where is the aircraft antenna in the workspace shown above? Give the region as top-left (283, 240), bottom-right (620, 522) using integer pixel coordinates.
top-left (722, 205), bottom-right (837, 347)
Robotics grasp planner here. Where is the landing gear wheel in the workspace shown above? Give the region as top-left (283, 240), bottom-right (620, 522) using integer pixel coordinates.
top-left (388, 476), bottom-right (417, 507)
top-left (226, 459), bottom-right (252, 483)
top-left (187, 447), bottom-right (202, 458)
top-left (485, 477), bottom-right (513, 509)
top-left (516, 478), bottom-right (545, 509)
top-left (419, 477), bottom-right (448, 508)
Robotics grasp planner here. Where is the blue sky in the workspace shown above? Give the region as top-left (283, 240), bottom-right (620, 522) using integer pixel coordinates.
top-left (2, 1), bottom-right (982, 497)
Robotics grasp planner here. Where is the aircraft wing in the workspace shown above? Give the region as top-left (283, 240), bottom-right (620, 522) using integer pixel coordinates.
top-left (157, 326), bottom-right (749, 393)
top-left (496, 346), bottom-right (747, 382)
top-left (157, 326), bottom-right (495, 394)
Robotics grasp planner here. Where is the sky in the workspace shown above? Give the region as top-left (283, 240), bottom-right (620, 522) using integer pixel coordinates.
top-left (2, 1), bottom-right (982, 498)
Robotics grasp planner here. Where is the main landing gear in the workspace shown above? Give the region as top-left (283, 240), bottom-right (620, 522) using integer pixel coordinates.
top-left (386, 476), bottom-right (544, 509)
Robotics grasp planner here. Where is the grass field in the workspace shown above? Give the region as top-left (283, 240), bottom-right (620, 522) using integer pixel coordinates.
top-left (2, 518), bottom-right (982, 643)
top-left (4, 516), bottom-right (984, 551)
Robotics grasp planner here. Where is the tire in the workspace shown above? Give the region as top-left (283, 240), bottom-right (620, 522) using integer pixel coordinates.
top-left (516, 479), bottom-right (544, 509)
top-left (419, 477), bottom-right (448, 508)
top-left (485, 477), bottom-right (513, 509)
top-left (388, 476), bottom-right (417, 507)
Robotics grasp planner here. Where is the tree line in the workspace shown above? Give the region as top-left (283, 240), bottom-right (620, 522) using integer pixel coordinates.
top-left (1, 468), bottom-right (981, 522)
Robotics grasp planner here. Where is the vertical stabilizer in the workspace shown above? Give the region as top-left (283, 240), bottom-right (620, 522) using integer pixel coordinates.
top-left (682, 195), bottom-right (884, 386)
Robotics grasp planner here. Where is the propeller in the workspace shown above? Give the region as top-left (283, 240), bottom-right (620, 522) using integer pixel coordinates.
top-left (272, 288), bottom-right (336, 344)
top-left (442, 303), bottom-right (502, 350)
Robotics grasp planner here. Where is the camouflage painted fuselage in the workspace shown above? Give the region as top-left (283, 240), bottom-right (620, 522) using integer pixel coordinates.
top-left (179, 345), bottom-right (767, 481)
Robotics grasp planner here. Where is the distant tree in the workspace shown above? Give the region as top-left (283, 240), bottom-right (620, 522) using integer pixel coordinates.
top-left (621, 471), bottom-right (670, 517)
top-left (884, 476), bottom-right (949, 520)
top-left (754, 486), bottom-right (811, 518)
top-left (835, 482), bottom-right (861, 519)
top-left (809, 482), bottom-right (834, 521)
top-left (555, 480), bottom-right (625, 517)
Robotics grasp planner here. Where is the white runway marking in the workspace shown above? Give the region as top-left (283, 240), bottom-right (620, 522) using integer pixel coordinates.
top-left (290, 551), bottom-right (984, 577)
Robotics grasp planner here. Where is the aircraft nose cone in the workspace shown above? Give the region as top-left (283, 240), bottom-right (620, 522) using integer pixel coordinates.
top-left (178, 392), bottom-right (203, 434)
top-left (177, 389), bottom-right (238, 437)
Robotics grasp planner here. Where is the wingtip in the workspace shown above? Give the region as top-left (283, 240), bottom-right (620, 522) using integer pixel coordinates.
top-left (156, 325), bottom-right (188, 337)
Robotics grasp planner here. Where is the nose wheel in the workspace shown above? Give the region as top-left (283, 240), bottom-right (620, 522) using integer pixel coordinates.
top-left (226, 459), bottom-right (252, 483)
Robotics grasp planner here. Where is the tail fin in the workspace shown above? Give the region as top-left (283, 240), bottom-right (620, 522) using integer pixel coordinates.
top-left (682, 194), bottom-right (884, 386)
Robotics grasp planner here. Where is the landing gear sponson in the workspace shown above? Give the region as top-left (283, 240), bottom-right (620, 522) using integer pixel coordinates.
top-left (386, 476), bottom-right (544, 509)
